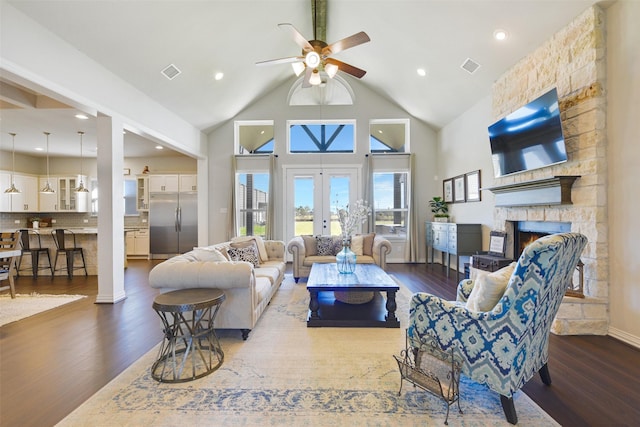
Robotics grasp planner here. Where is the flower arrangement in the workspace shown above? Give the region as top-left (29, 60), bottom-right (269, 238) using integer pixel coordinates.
top-left (336, 199), bottom-right (371, 240)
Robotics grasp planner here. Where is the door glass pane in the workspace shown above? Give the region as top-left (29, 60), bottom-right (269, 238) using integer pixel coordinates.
top-left (294, 177), bottom-right (314, 236)
top-left (329, 175), bottom-right (350, 235)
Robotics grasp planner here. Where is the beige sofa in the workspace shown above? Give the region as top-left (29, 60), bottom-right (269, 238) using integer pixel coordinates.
top-left (287, 234), bottom-right (392, 282)
top-left (149, 238), bottom-right (285, 340)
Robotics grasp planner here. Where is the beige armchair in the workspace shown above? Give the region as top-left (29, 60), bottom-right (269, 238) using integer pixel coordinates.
top-left (287, 234), bottom-right (392, 282)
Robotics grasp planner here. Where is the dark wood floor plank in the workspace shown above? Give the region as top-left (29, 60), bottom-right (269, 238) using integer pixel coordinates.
top-left (1, 260), bottom-right (639, 427)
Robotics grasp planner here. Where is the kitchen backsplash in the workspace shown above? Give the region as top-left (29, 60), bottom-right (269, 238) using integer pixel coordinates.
top-left (0, 212), bottom-right (148, 230)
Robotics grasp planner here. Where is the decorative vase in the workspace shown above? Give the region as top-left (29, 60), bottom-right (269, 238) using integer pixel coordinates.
top-left (336, 238), bottom-right (356, 274)
top-left (32, 221), bottom-right (39, 229)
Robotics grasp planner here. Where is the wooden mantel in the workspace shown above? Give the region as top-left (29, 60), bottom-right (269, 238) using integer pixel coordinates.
top-left (485, 176), bottom-right (580, 207)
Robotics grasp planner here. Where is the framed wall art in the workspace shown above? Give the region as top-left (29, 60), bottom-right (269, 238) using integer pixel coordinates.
top-left (453, 175), bottom-right (466, 203)
top-left (443, 178), bottom-right (453, 203)
top-left (465, 170), bottom-right (481, 202)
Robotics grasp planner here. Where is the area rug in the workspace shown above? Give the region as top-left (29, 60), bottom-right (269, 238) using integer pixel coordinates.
top-left (57, 277), bottom-right (557, 426)
top-left (0, 293), bottom-right (86, 327)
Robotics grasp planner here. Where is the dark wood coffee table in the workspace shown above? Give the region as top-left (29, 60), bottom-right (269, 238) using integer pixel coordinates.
top-left (306, 263), bottom-right (400, 328)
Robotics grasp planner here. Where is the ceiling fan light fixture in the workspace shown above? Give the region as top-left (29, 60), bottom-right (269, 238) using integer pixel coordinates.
top-left (325, 62), bottom-right (339, 78)
top-left (309, 70), bottom-right (322, 86)
top-left (291, 61), bottom-right (306, 76)
top-left (305, 51), bottom-right (321, 69)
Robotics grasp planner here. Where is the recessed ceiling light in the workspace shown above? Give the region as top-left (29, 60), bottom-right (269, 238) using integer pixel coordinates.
top-left (494, 29), bottom-right (508, 41)
top-left (35, 147), bottom-right (44, 151)
top-left (155, 145), bottom-right (164, 150)
top-left (417, 68), bottom-right (427, 77)
top-left (75, 113), bottom-right (89, 120)
top-left (214, 72), bottom-right (224, 81)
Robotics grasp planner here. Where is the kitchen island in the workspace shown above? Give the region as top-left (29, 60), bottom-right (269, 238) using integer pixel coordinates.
top-left (6, 228), bottom-right (98, 276)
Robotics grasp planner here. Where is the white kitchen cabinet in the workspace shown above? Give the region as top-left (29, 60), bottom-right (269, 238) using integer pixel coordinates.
top-left (149, 174), bottom-right (179, 193)
top-left (136, 175), bottom-right (149, 211)
top-left (0, 172), bottom-right (38, 212)
top-left (38, 177), bottom-right (59, 211)
top-left (179, 174), bottom-right (197, 192)
top-left (126, 229), bottom-right (149, 257)
top-left (57, 175), bottom-right (89, 212)
top-left (0, 172), bottom-right (11, 212)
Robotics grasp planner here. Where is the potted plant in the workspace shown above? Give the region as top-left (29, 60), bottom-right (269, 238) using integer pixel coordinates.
top-left (29, 217), bottom-right (41, 229)
top-left (429, 197), bottom-right (449, 222)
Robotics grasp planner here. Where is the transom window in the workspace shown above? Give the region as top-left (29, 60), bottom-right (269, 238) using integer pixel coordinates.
top-left (289, 120), bottom-right (355, 153)
top-left (235, 120), bottom-right (274, 155)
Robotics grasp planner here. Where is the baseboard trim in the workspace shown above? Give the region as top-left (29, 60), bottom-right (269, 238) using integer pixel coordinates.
top-left (608, 326), bottom-right (640, 349)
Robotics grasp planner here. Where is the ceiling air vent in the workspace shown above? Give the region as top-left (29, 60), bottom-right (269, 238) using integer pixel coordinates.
top-left (161, 64), bottom-right (182, 80)
top-left (460, 58), bottom-right (481, 74)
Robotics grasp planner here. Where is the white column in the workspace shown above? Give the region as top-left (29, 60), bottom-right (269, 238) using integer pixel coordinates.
top-left (95, 115), bottom-right (126, 303)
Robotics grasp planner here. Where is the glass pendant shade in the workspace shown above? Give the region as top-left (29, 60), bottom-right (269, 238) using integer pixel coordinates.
top-left (309, 70), bottom-right (322, 86)
top-left (4, 133), bottom-right (21, 194)
top-left (325, 63), bottom-right (339, 78)
top-left (75, 131), bottom-right (90, 193)
top-left (291, 62), bottom-right (305, 77)
top-left (40, 132), bottom-right (55, 194)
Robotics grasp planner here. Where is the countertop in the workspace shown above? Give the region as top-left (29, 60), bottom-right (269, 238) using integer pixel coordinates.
top-left (2, 228), bottom-right (98, 234)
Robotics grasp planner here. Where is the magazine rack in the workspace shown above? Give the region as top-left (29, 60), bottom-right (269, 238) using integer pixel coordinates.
top-left (394, 330), bottom-right (462, 425)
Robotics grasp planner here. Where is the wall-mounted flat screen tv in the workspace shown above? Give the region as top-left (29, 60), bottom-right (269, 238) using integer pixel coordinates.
top-left (488, 87), bottom-right (567, 178)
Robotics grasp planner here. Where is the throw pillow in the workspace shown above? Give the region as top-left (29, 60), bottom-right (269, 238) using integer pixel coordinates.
top-left (466, 262), bottom-right (516, 312)
top-left (351, 235), bottom-right (364, 256)
top-left (192, 246), bottom-right (228, 262)
top-left (316, 236), bottom-right (335, 256)
top-left (231, 235), bottom-right (268, 262)
top-left (301, 235), bottom-right (317, 256)
top-left (362, 232), bottom-right (375, 256)
top-left (227, 245), bottom-right (260, 267)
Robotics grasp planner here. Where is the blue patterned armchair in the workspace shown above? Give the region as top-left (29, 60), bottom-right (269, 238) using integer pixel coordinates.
top-left (408, 232), bottom-right (587, 424)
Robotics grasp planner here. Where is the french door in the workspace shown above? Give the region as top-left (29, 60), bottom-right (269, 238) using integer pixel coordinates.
top-left (284, 167), bottom-right (359, 247)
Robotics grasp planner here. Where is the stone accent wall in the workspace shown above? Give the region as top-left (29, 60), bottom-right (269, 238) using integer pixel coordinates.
top-left (491, 6), bottom-right (608, 335)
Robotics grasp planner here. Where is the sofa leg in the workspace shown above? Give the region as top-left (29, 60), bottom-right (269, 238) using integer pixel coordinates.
top-left (241, 329), bottom-right (251, 340)
top-left (539, 363), bottom-right (552, 385)
top-left (294, 277), bottom-right (299, 283)
top-left (500, 395), bottom-right (518, 425)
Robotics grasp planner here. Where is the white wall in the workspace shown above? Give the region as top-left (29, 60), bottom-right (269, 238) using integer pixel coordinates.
top-left (606, 0), bottom-right (640, 345)
top-left (437, 96), bottom-right (496, 271)
top-left (206, 77), bottom-right (438, 260)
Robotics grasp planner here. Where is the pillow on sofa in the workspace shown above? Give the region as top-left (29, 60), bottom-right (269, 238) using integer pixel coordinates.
top-left (227, 244), bottom-right (261, 267)
top-left (361, 232), bottom-right (375, 256)
top-left (466, 262), bottom-right (516, 312)
top-left (302, 235), bottom-right (317, 256)
top-left (316, 236), bottom-right (335, 256)
top-left (351, 235), bottom-right (364, 256)
top-left (232, 235), bottom-right (268, 262)
top-left (192, 246), bottom-right (228, 262)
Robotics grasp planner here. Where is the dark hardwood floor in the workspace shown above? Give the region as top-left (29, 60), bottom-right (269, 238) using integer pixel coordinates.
top-left (1, 260), bottom-right (639, 427)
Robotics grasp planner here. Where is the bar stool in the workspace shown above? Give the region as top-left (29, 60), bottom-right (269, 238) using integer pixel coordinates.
top-left (17, 229), bottom-right (54, 278)
top-left (51, 229), bottom-right (88, 278)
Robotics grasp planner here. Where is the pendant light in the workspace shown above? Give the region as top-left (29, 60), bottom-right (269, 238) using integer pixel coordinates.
top-left (4, 133), bottom-right (21, 194)
top-left (40, 132), bottom-right (55, 193)
top-left (75, 131), bottom-right (89, 193)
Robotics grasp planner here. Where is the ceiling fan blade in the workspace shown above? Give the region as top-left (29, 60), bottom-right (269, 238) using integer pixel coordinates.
top-left (322, 31), bottom-right (370, 56)
top-left (302, 67), bottom-right (313, 88)
top-left (278, 23), bottom-right (314, 52)
top-left (256, 56), bottom-right (304, 66)
top-left (325, 58), bottom-right (367, 79)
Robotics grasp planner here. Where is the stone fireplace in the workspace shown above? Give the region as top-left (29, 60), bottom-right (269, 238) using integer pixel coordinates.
top-left (490, 5), bottom-right (609, 335)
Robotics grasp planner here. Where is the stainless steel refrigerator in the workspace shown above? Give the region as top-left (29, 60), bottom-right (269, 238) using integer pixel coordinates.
top-left (149, 191), bottom-right (198, 255)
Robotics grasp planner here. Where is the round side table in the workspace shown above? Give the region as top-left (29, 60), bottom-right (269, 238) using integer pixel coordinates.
top-left (151, 288), bottom-right (225, 383)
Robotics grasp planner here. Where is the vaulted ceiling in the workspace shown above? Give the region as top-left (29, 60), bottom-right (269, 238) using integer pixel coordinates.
top-left (0, 0), bottom-right (597, 158)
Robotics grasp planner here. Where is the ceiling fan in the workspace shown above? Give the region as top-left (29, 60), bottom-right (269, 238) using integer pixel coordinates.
top-left (256, 0), bottom-right (370, 87)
